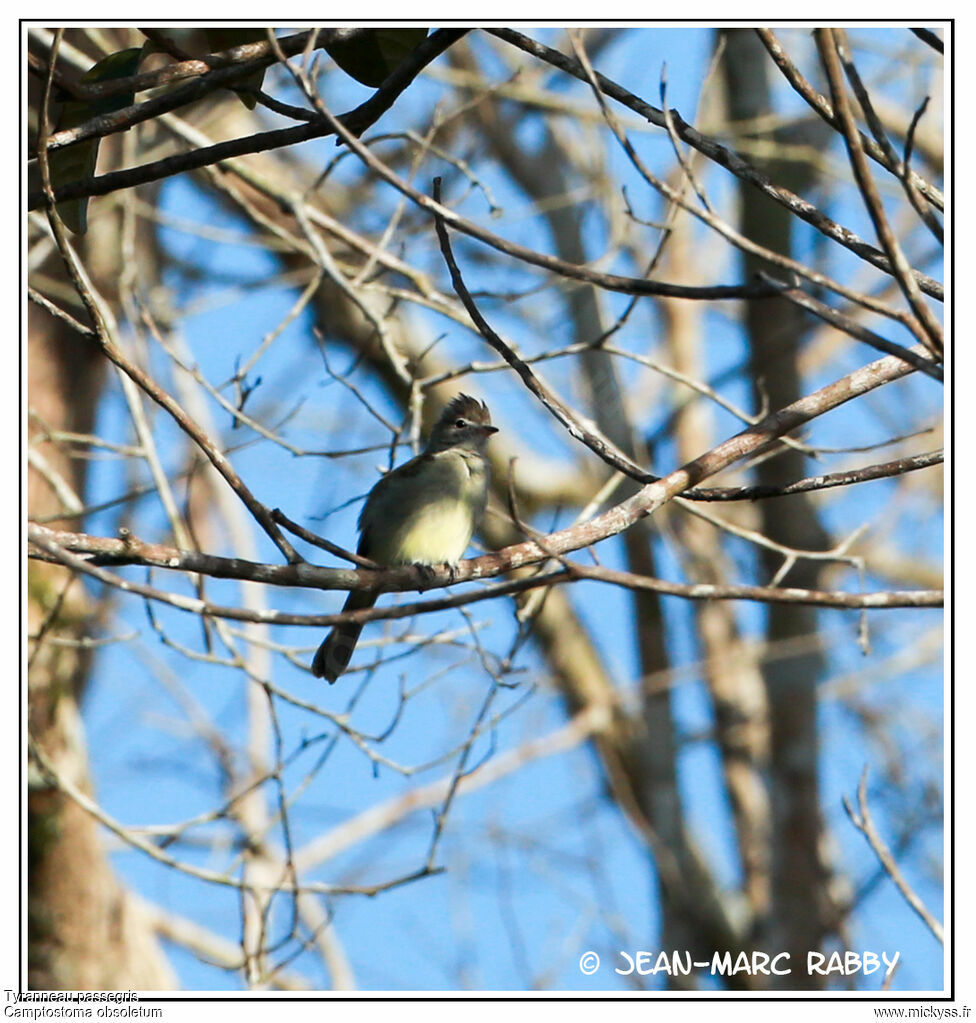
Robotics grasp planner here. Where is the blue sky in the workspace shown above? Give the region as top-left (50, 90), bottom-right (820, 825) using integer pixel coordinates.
top-left (25, 24), bottom-right (948, 996)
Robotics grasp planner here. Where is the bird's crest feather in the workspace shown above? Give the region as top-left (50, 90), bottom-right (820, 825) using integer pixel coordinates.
top-left (440, 393), bottom-right (492, 426)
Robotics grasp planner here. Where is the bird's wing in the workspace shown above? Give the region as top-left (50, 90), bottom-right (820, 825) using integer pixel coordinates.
top-left (357, 452), bottom-right (431, 556)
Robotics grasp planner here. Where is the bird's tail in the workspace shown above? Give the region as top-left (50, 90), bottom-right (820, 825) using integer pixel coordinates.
top-left (311, 588), bottom-right (377, 682)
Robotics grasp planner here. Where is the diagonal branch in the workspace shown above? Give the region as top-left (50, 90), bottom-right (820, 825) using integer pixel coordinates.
top-left (29, 340), bottom-right (934, 596)
top-left (815, 29), bottom-right (943, 357)
top-left (844, 768), bottom-right (944, 944)
top-left (29, 329), bottom-right (944, 625)
top-left (754, 28), bottom-right (943, 217)
top-left (27, 29), bottom-right (470, 204)
top-left (431, 176), bottom-right (652, 484)
top-left (486, 27), bottom-right (943, 301)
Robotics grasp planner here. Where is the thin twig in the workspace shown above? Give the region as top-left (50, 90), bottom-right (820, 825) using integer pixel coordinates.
top-left (553, 40), bottom-right (929, 335)
top-left (843, 768), bottom-right (944, 943)
top-left (754, 28), bottom-right (943, 213)
top-left (682, 449), bottom-right (943, 502)
top-left (816, 29), bottom-right (943, 356)
top-left (27, 30), bottom-right (470, 208)
top-left (431, 176), bottom-right (652, 484)
top-left (28, 732), bottom-right (440, 899)
top-left (486, 27), bottom-right (943, 301)
top-left (756, 272), bottom-right (942, 381)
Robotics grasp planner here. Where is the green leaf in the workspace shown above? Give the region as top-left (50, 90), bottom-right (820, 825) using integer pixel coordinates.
top-left (49, 46), bottom-right (145, 234)
top-left (324, 28), bottom-right (429, 88)
top-left (203, 28), bottom-right (269, 109)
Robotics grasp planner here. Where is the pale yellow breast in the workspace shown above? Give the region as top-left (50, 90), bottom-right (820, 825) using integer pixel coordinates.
top-left (362, 448), bottom-right (488, 566)
top-left (392, 497), bottom-right (478, 565)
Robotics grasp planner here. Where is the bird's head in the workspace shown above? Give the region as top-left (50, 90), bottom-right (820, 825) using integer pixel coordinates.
top-left (429, 394), bottom-right (498, 453)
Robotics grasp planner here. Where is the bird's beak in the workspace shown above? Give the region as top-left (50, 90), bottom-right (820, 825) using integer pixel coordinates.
top-left (482, 425), bottom-right (499, 436)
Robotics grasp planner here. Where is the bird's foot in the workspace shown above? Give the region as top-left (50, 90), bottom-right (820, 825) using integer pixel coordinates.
top-left (414, 563), bottom-right (439, 591)
top-left (412, 562), bottom-right (458, 591)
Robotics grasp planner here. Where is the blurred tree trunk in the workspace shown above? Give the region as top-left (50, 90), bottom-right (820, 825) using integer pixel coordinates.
top-left (28, 292), bottom-right (175, 991)
top-left (658, 208), bottom-right (774, 959)
top-left (719, 28), bottom-right (838, 986)
top-left (25, 24), bottom-right (941, 990)
top-left (28, 33), bottom-right (175, 987)
top-left (444, 36), bottom-right (760, 984)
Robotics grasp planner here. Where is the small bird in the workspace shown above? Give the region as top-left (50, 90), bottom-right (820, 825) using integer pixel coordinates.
top-left (311, 394), bottom-right (498, 682)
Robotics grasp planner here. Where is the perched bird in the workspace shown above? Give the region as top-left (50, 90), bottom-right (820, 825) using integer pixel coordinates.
top-left (311, 394), bottom-right (498, 682)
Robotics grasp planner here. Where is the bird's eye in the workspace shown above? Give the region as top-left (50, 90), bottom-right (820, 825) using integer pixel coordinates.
top-left (454, 419), bottom-right (467, 428)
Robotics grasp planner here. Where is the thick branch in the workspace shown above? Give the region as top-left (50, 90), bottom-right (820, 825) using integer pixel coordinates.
top-left (27, 30), bottom-right (470, 204)
top-left (29, 524), bottom-right (941, 626)
top-left (30, 340), bottom-right (928, 597)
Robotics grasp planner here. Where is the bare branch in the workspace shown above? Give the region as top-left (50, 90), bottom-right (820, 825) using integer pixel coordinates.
top-left (29, 523), bottom-right (941, 621)
top-left (843, 768), bottom-right (944, 944)
top-left (815, 29), bottom-right (943, 356)
top-left (909, 27), bottom-right (944, 54)
top-left (27, 30), bottom-right (470, 206)
top-left (754, 28), bottom-right (943, 215)
top-left (486, 27), bottom-right (943, 300)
